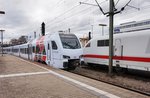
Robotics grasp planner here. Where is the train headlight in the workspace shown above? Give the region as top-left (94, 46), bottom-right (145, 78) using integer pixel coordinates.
top-left (63, 55), bottom-right (70, 59)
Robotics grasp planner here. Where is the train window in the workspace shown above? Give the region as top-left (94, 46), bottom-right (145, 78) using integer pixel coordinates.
top-left (32, 46), bottom-right (35, 53)
top-left (21, 48), bottom-right (24, 54)
top-left (60, 34), bottom-right (81, 49)
top-left (24, 48), bottom-right (27, 54)
top-left (97, 40), bottom-right (104, 46)
top-left (26, 48), bottom-right (27, 54)
top-left (48, 43), bottom-right (50, 50)
top-left (20, 48), bottom-right (22, 53)
top-left (26, 48), bottom-right (28, 54)
top-left (29, 47), bottom-right (32, 54)
top-left (86, 43), bottom-right (90, 47)
top-left (51, 41), bottom-right (58, 50)
top-left (22, 48), bottom-right (24, 54)
top-left (97, 40), bottom-right (109, 47)
top-left (13, 48), bottom-right (19, 53)
top-left (105, 40), bottom-right (109, 46)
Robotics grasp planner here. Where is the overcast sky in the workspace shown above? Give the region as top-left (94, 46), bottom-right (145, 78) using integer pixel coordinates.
top-left (0, 0), bottom-right (150, 42)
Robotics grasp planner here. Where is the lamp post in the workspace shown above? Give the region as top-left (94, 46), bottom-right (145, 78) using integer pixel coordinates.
top-left (68, 28), bottom-right (70, 33)
top-left (0, 30), bottom-right (5, 56)
top-left (99, 24), bottom-right (107, 36)
top-left (0, 10), bottom-right (5, 56)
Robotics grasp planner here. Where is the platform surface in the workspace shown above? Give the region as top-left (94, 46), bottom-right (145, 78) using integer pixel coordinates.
top-left (0, 55), bottom-right (149, 98)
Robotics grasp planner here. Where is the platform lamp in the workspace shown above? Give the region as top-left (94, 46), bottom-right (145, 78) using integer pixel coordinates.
top-left (99, 24), bottom-right (107, 36)
top-left (0, 11), bottom-right (5, 56)
top-left (0, 30), bottom-right (5, 56)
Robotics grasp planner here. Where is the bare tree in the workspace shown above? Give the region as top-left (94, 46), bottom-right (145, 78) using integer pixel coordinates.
top-left (18, 36), bottom-right (27, 44)
top-left (10, 38), bottom-right (19, 45)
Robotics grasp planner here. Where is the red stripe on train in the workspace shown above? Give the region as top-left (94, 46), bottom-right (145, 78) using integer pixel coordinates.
top-left (83, 54), bottom-right (150, 62)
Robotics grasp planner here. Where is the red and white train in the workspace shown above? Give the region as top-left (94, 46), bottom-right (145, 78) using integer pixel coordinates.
top-left (4, 33), bottom-right (83, 69)
top-left (83, 29), bottom-right (150, 71)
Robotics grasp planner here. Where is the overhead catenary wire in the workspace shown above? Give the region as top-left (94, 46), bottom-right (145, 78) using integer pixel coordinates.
top-left (14, 0), bottom-right (80, 37)
top-left (94, 0), bottom-right (106, 15)
top-left (46, 0), bottom-right (108, 30)
top-left (49, 0), bottom-right (136, 28)
top-left (115, 0), bottom-right (120, 6)
top-left (22, 1), bottom-right (81, 36)
top-left (56, 10), bottom-right (100, 31)
top-left (45, 0), bottom-right (85, 26)
top-left (49, 0), bottom-right (65, 10)
top-left (47, 6), bottom-right (94, 30)
top-left (44, 0), bottom-right (144, 35)
top-left (6, 0), bottom-right (149, 42)
top-left (71, 23), bottom-right (100, 32)
top-left (34, 0), bottom-right (149, 35)
top-left (116, 5), bottom-right (150, 21)
top-left (47, 6), bottom-right (93, 27)
top-left (119, 0), bottom-right (132, 11)
top-left (46, 4), bottom-right (81, 28)
top-left (12, 0), bottom-right (66, 39)
top-left (31, 0), bottom-right (108, 34)
top-left (40, 0), bottom-right (149, 38)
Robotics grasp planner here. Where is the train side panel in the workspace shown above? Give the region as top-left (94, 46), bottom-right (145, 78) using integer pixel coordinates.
top-left (83, 30), bottom-right (150, 71)
top-left (114, 30), bottom-right (150, 71)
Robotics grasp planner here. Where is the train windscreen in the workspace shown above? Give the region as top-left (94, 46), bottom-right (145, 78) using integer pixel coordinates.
top-left (59, 34), bottom-right (81, 49)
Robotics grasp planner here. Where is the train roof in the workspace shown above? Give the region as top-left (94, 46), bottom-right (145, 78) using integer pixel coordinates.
top-left (115, 19), bottom-right (150, 27)
top-left (31, 32), bottom-right (77, 44)
top-left (93, 29), bottom-right (150, 41)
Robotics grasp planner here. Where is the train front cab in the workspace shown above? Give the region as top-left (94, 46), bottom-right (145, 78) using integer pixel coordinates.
top-left (45, 33), bottom-right (83, 69)
top-left (60, 33), bottom-right (83, 69)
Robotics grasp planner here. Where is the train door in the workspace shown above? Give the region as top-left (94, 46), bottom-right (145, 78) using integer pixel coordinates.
top-left (19, 46), bottom-right (20, 57)
top-left (51, 40), bottom-right (60, 67)
top-left (47, 43), bottom-right (51, 61)
top-left (114, 39), bottom-right (122, 57)
top-left (27, 45), bottom-right (29, 60)
top-left (47, 42), bottom-right (51, 64)
top-left (114, 39), bottom-right (123, 67)
top-left (28, 44), bottom-right (32, 60)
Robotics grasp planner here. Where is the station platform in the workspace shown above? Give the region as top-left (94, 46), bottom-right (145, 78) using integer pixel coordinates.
top-left (0, 55), bottom-right (149, 98)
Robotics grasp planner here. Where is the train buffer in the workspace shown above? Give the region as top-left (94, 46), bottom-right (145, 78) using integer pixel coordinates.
top-left (0, 55), bottom-right (149, 98)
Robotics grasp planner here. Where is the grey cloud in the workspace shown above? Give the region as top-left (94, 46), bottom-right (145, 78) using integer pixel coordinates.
top-left (1, 11), bottom-right (30, 28)
top-left (0, 0), bottom-right (149, 41)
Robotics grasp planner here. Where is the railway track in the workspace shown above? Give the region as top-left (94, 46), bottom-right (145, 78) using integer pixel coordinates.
top-left (69, 66), bottom-right (150, 97)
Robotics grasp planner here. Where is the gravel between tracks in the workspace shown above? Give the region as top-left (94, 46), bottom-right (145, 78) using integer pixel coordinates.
top-left (72, 67), bottom-right (150, 95)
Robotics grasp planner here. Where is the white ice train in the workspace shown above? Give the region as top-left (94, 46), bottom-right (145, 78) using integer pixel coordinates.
top-left (4, 33), bottom-right (83, 69)
top-left (83, 29), bottom-right (150, 71)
